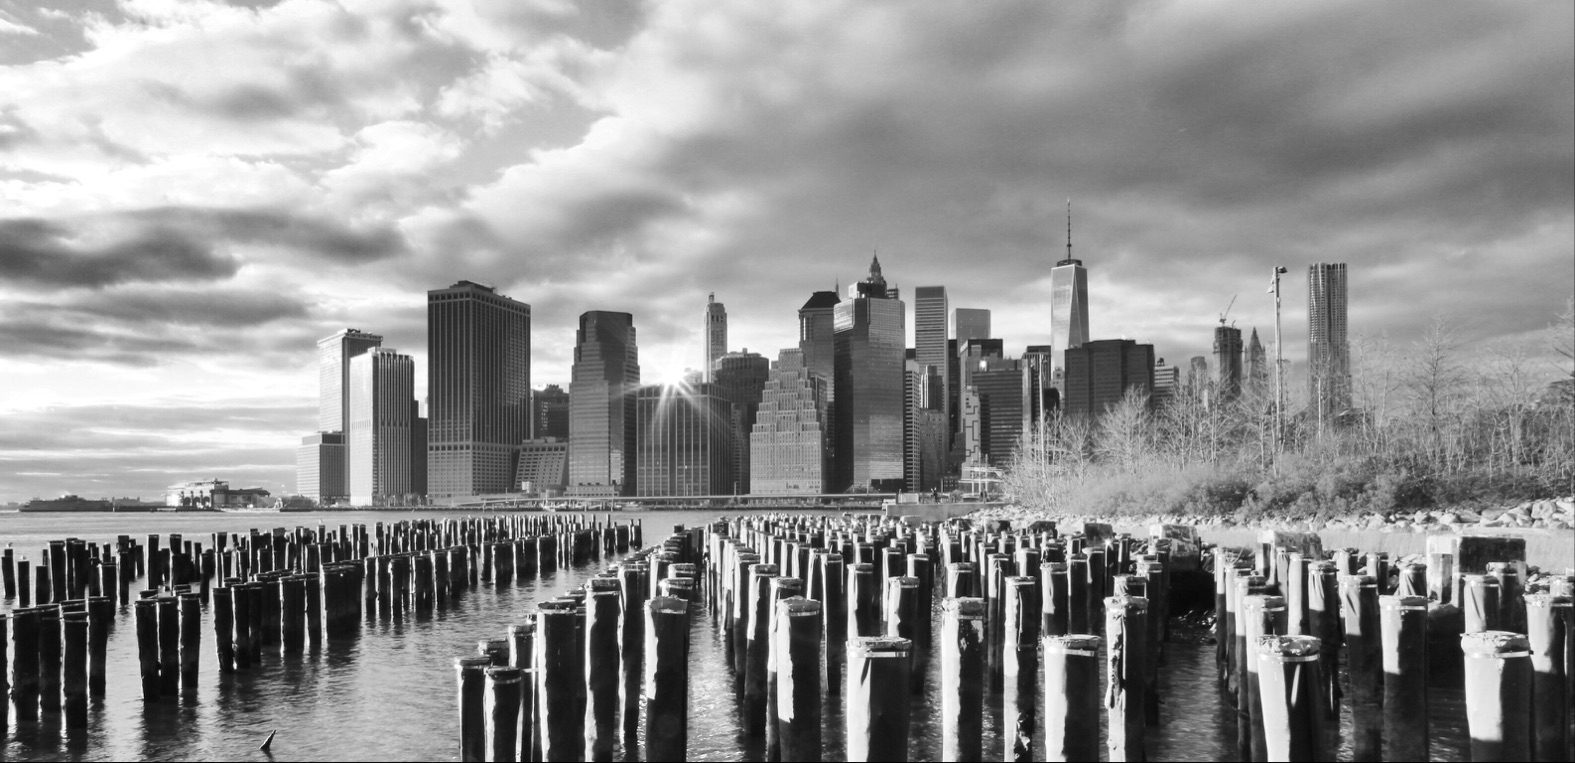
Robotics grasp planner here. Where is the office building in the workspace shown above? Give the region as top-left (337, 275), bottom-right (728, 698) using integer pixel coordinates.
top-left (1189, 356), bottom-right (1210, 400)
top-left (1214, 324), bottom-right (1244, 403)
top-left (635, 383), bottom-right (734, 496)
top-left (704, 293), bottom-right (727, 382)
top-left (914, 286), bottom-right (950, 414)
top-left (1308, 262), bottom-right (1351, 419)
top-left (750, 349), bottom-right (830, 494)
top-left (348, 347), bottom-right (415, 505)
top-left (516, 438), bottom-right (569, 495)
top-left (533, 384), bottom-right (570, 439)
top-left (568, 311), bottom-right (640, 496)
top-left (971, 356), bottom-right (1034, 467)
top-left (1048, 215), bottom-right (1090, 390)
top-left (427, 281), bottom-right (531, 497)
top-left (1245, 328), bottom-right (1269, 397)
top-left (317, 328), bottom-right (383, 432)
top-left (714, 350), bottom-right (769, 493)
top-left (410, 401), bottom-right (427, 496)
top-left (954, 308), bottom-right (991, 343)
top-left (296, 432), bottom-right (346, 505)
top-left (1062, 339), bottom-right (1155, 418)
top-left (1153, 358), bottom-right (1181, 407)
top-left (1024, 343), bottom-right (1057, 415)
top-left (833, 255), bottom-right (906, 491)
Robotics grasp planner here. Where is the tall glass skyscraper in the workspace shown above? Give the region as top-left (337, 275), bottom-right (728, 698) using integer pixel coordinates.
top-left (1214, 324), bottom-right (1244, 403)
top-left (427, 281), bottom-right (531, 498)
top-left (634, 383), bottom-right (734, 496)
top-left (1308, 262), bottom-right (1350, 419)
top-left (833, 256), bottom-right (906, 491)
top-left (317, 328), bottom-right (383, 432)
top-left (568, 311), bottom-right (640, 496)
top-left (914, 286), bottom-right (949, 415)
top-left (714, 350), bottom-right (769, 493)
top-left (704, 293), bottom-right (727, 382)
top-left (348, 347), bottom-right (415, 505)
top-left (1048, 215), bottom-right (1089, 390)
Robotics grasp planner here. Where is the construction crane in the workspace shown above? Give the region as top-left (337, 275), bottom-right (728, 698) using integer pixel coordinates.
top-left (1219, 294), bottom-right (1238, 327)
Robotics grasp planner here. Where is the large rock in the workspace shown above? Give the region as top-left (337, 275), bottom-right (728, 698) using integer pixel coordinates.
top-left (1150, 524), bottom-right (1201, 572)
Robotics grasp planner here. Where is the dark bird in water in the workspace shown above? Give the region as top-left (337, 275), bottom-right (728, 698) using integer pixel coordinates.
top-left (259, 730), bottom-right (276, 753)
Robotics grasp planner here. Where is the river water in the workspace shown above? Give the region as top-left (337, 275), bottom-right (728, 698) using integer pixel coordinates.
top-left (2, 510), bottom-right (1474, 761)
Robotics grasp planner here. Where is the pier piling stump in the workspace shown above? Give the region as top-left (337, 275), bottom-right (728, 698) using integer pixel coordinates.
top-left (1043, 561), bottom-right (1069, 636)
top-left (1463, 630), bottom-right (1533, 762)
top-left (62, 610), bottom-right (88, 728)
top-left (1044, 634), bottom-right (1101, 763)
top-left (1380, 594), bottom-right (1429, 761)
top-left (87, 596), bottom-right (110, 697)
top-left (40, 605), bottom-right (62, 714)
top-left (535, 601), bottom-right (582, 762)
top-left (1256, 635), bottom-right (1325, 762)
top-left (213, 586), bottom-right (235, 673)
top-left (846, 637), bottom-right (912, 763)
top-left (744, 563), bottom-right (781, 736)
top-left (941, 598), bottom-right (986, 762)
top-left (1004, 576), bottom-right (1040, 761)
top-left (1105, 595), bottom-right (1148, 762)
top-left (773, 598), bottom-right (823, 763)
top-left (179, 592), bottom-right (201, 689)
top-left (821, 553), bottom-right (845, 694)
top-left (135, 598), bottom-right (159, 700)
top-left (584, 578), bottom-right (621, 762)
top-left (1463, 573), bottom-right (1502, 633)
top-left (1526, 594), bottom-right (1570, 762)
top-left (644, 596), bottom-right (690, 762)
top-left (1340, 574), bottom-right (1382, 761)
top-left (484, 666), bottom-right (524, 763)
top-left (157, 596), bottom-right (178, 695)
top-left (457, 656), bottom-right (493, 763)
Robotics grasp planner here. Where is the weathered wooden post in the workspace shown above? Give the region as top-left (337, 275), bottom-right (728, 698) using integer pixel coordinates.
top-left (87, 595), bottom-right (110, 697)
top-left (135, 598), bottom-right (159, 700)
top-left (846, 637), bottom-right (912, 762)
top-left (1525, 593), bottom-right (1570, 762)
top-left (821, 552), bottom-right (846, 694)
top-left (883, 575), bottom-right (922, 693)
top-left (1463, 630), bottom-right (1533, 762)
top-left (848, 562), bottom-right (879, 639)
top-left (1463, 573), bottom-right (1502, 633)
top-left (644, 596), bottom-right (690, 762)
top-left (484, 666), bottom-right (524, 763)
top-left (1256, 635), bottom-right (1325, 762)
top-left (1105, 595), bottom-right (1148, 762)
top-left (584, 577), bottom-right (621, 762)
top-left (940, 597), bottom-right (986, 762)
top-left (39, 604), bottom-right (63, 715)
top-left (1380, 594), bottom-right (1428, 761)
top-left (179, 592), bottom-right (201, 689)
top-left (1004, 575), bottom-right (1040, 761)
top-left (1042, 561), bottom-right (1069, 636)
top-left (457, 655), bottom-right (492, 763)
top-left (213, 586), bottom-right (235, 673)
top-left (1068, 555), bottom-right (1091, 635)
top-left (535, 600), bottom-right (582, 762)
top-left (61, 610), bottom-right (88, 728)
top-left (1341, 574), bottom-right (1382, 761)
top-left (1044, 634), bottom-right (1101, 763)
top-left (744, 562), bottom-right (781, 735)
top-left (773, 598), bottom-right (823, 762)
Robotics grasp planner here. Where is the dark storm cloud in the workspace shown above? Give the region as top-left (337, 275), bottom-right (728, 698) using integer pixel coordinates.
top-left (0, 207), bottom-right (406, 291)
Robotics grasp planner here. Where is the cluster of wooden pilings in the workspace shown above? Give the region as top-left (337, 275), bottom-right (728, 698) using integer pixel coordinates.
top-left (1216, 534), bottom-right (1574, 762)
top-left (462, 514), bottom-right (1575, 763)
top-left (2, 514), bottom-right (642, 738)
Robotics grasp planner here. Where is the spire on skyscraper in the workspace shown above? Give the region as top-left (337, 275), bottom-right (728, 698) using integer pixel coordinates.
top-left (1066, 198), bottom-right (1072, 262)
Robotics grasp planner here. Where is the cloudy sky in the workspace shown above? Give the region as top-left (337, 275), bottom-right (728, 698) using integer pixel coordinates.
top-left (1, 0), bottom-right (1570, 503)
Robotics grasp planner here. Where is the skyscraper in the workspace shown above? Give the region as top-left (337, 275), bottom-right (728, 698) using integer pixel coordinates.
top-left (1308, 262), bottom-right (1351, 419)
top-left (833, 255), bottom-right (906, 491)
top-left (1048, 206), bottom-right (1090, 390)
top-left (704, 293), bottom-right (727, 382)
top-left (971, 356), bottom-right (1034, 467)
top-left (1244, 328), bottom-right (1268, 396)
top-left (532, 384), bottom-right (570, 439)
top-left (635, 383), bottom-right (734, 496)
top-left (317, 328), bottom-right (383, 432)
top-left (568, 311), bottom-right (640, 496)
top-left (947, 308), bottom-right (991, 439)
top-left (750, 349), bottom-right (830, 495)
top-left (427, 281), bottom-right (531, 498)
top-left (1153, 358), bottom-right (1181, 407)
top-left (798, 290), bottom-right (840, 385)
top-left (348, 347), bottom-right (415, 505)
top-left (953, 308), bottom-right (991, 343)
top-left (914, 286), bottom-right (950, 420)
top-left (1214, 324), bottom-right (1244, 403)
top-left (296, 432), bottom-right (345, 504)
top-left (1062, 339), bottom-right (1155, 418)
top-left (713, 350), bottom-right (769, 494)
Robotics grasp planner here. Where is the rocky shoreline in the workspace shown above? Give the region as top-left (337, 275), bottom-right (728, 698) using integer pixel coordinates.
top-left (970, 495), bottom-right (1575, 534)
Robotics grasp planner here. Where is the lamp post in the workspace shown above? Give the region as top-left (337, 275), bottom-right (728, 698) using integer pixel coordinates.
top-left (1269, 266), bottom-right (1288, 460)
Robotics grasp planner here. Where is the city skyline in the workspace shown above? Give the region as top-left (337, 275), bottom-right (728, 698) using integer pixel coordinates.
top-left (1, 1), bottom-right (1570, 502)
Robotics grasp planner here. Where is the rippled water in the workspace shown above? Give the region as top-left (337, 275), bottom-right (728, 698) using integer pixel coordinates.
top-left (2, 510), bottom-right (1474, 761)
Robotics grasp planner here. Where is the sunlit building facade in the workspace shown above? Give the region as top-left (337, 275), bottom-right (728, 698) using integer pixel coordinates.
top-left (635, 383), bottom-right (734, 496)
top-left (833, 256), bottom-right (906, 491)
top-left (348, 347), bottom-right (415, 505)
top-left (1308, 262), bottom-right (1351, 419)
top-left (751, 349), bottom-right (830, 495)
top-left (427, 281), bottom-right (531, 497)
top-left (568, 311), bottom-right (640, 496)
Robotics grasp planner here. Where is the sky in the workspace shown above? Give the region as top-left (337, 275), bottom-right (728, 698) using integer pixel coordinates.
top-left (0, 0), bottom-right (1570, 503)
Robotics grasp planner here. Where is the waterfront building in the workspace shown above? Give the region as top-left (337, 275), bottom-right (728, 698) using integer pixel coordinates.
top-left (833, 256), bottom-right (906, 491)
top-left (914, 286), bottom-right (950, 417)
top-left (317, 328), bottom-right (383, 432)
top-left (348, 347), bottom-right (415, 505)
top-left (1214, 324), bottom-right (1244, 403)
top-left (1047, 216), bottom-right (1090, 391)
top-left (515, 437), bottom-right (569, 495)
top-left (568, 311), bottom-right (640, 496)
top-left (427, 281), bottom-right (531, 497)
top-left (635, 383), bottom-right (734, 496)
top-left (971, 357), bottom-right (1035, 467)
top-left (167, 480), bottom-right (271, 509)
top-left (533, 384), bottom-right (570, 439)
top-left (713, 350), bottom-right (769, 493)
top-left (750, 349), bottom-right (830, 495)
top-left (296, 432), bottom-right (345, 505)
top-left (1062, 339), bottom-right (1155, 418)
top-left (904, 358), bottom-right (948, 492)
top-left (1153, 358), bottom-right (1181, 408)
top-left (1308, 262), bottom-right (1351, 419)
top-left (1245, 328), bottom-right (1269, 397)
top-left (704, 293), bottom-right (727, 382)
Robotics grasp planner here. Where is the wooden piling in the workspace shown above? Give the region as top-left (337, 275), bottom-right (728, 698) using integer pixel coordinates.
top-left (484, 666), bottom-right (524, 763)
top-left (1042, 561), bottom-right (1069, 636)
top-left (821, 553), bottom-right (846, 693)
top-left (535, 601), bottom-right (582, 762)
top-left (744, 562), bottom-right (781, 736)
top-left (1004, 575), bottom-right (1039, 762)
top-left (1105, 595), bottom-right (1148, 762)
top-left (1307, 560), bottom-right (1341, 719)
top-left (62, 610), bottom-right (88, 728)
top-left (1340, 573), bottom-right (1381, 761)
top-left (1044, 634), bottom-right (1101, 763)
top-left (939, 598), bottom-right (986, 762)
top-left (846, 637), bottom-right (912, 763)
top-left (40, 605), bottom-right (62, 714)
top-left (135, 598), bottom-right (159, 700)
top-left (457, 656), bottom-right (493, 763)
top-left (1380, 594), bottom-right (1428, 761)
top-left (1463, 573), bottom-right (1502, 633)
top-left (1255, 635), bottom-right (1325, 762)
top-left (213, 586), bottom-right (235, 673)
top-left (1526, 593), bottom-right (1570, 762)
top-left (584, 577), bottom-right (621, 762)
top-left (179, 592), bottom-right (201, 689)
top-left (1462, 630), bottom-right (1533, 762)
top-left (644, 596), bottom-right (690, 762)
top-left (88, 595), bottom-right (110, 697)
top-left (773, 597), bottom-right (823, 763)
